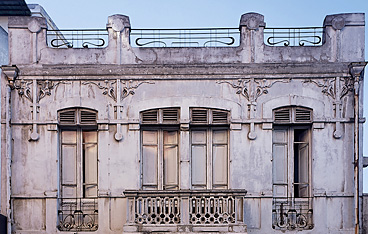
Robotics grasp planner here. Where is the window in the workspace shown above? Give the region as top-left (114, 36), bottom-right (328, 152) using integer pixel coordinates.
top-left (190, 108), bottom-right (229, 189)
top-left (272, 106), bottom-right (312, 198)
top-left (272, 107), bottom-right (313, 230)
top-left (272, 126), bottom-right (310, 198)
top-left (58, 108), bottom-right (98, 232)
top-left (141, 108), bottom-right (180, 190)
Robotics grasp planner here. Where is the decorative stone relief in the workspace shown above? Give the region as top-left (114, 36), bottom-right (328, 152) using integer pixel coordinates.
top-left (83, 79), bottom-right (154, 141)
top-left (83, 80), bottom-right (117, 101)
top-left (218, 78), bottom-right (290, 140)
top-left (38, 80), bottom-right (67, 102)
top-left (14, 79), bottom-right (33, 102)
top-left (303, 77), bottom-right (355, 138)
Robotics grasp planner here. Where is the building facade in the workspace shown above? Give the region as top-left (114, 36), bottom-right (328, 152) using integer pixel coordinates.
top-left (0, 10), bottom-right (367, 234)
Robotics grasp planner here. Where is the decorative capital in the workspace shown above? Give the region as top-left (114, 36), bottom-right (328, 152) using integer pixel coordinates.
top-left (1, 65), bottom-right (19, 89)
top-left (239, 12), bottom-right (265, 30)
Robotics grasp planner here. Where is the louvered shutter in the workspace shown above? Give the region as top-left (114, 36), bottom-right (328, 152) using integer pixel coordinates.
top-left (295, 108), bottom-right (312, 122)
top-left (59, 110), bottom-right (76, 125)
top-left (80, 110), bottom-right (97, 125)
top-left (274, 108), bottom-right (290, 123)
top-left (162, 109), bottom-right (179, 123)
top-left (212, 110), bottom-right (228, 124)
top-left (141, 110), bottom-right (158, 124)
top-left (191, 109), bottom-right (208, 124)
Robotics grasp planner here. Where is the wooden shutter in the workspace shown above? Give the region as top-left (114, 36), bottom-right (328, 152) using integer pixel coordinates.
top-left (272, 128), bottom-right (288, 197)
top-left (212, 130), bottom-right (228, 188)
top-left (163, 131), bottom-right (179, 189)
top-left (142, 131), bottom-right (158, 188)
top-left (61, 131), bottom-right (77, 198)
top-left (212, 110), bottom-right (228, 124)
top-left (295, 108), bottom-right (312, 122)
top-left (141, 110), bottom-right (159, 124)
top-left (191, 130), bottom-right (207, 188)
top-left (59, 110), bottom-right (76, 125)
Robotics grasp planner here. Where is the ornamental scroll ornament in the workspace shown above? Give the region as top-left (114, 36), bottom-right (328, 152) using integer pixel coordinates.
top-left (82, 79), bottom-right (154, 141)
top-left (218, 78), bottom-right (290, 140)
top-left (82, 80), bottom-right (117, 101)
top-left (303, 77), bottom-right (354, 139)
top-left (14, 79), bottom-right (33, 102)
top-left (38, 80), bottom-right (68, 102)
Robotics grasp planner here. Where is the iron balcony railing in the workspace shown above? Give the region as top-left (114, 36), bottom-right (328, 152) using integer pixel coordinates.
top-left (57, 197), bottom-right (98, 232)
top-left (130, 28), bottom-right (240, 47)
top-left (47, 29), bottom-right (108, 48)
top-left (264, 27), bottom-right (324, 46)
top-left (272, 197), bottom-right (314, 230)
top-left (124, 189), bottom-right (246, 232)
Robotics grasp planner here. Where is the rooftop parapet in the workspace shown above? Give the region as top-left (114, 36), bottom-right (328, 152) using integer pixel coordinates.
top-left (6, 12), bottom-right (365, 65)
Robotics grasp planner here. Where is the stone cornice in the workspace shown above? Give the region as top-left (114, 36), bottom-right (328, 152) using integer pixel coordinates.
top-left (15, 62), bottom-right (352, 79)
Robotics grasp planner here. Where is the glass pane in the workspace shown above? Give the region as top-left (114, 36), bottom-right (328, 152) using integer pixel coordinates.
top-left (298, 143), bottom-right (309, 197)
top-left (84, 143), bottom-right (98, 198)
top-left (164, 145), bottom-right (178, 187)
top-left (164, 131), bottom-right (178, 144)
top-left (192, 131), bottom-right (206, 144)
top-left (62, 145), bottom-right (76, 184)
top-left (83, 131), bottom-right (97, 143)
top-left (142, 145), bottom-right (158, 186)
top-left (212, 145), bottom-right (228, 186)
top-left (191, 145), bottom-right (206, 186)
top-left (213, 130), bottom-right (227, 144)
top-left (143, 131), bottom-right (158, 144)
top-left (62, 131), bottom-right (77, 144)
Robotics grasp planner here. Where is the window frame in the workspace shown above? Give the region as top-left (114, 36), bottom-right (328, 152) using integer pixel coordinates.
top-left (190, 126), bottom-right (230, 190)
top-left (272, 106), bottom-right (313, 199)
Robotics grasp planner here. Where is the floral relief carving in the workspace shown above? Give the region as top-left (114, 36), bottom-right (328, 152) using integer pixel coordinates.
top-left (218, 78), bottom-right (290, 101)
top-left (120, 80), bottom-right (155, 101)
top-left (14, 79), bottom-right (33, 102)
top-left (82, 80), bottom-right (117, 101)
top-left (38, 80), bottom-right (67, 102)
top-left (303, 78), bottom-right (336, 99)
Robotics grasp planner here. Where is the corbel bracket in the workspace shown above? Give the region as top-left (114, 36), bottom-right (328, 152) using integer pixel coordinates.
top-left (1, 65), bottom-right (19, 89)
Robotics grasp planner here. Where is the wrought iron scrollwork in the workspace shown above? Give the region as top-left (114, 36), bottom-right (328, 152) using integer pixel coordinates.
top-left (47, 29), bottom-right (108, 48)
top-left (131, 28), bottom-right (240, 47)
top-left (58, 198), bottom-right (98, 232)
top-left (264, 27), bottom-right (323, 47)
top-left (272, 198), bottom-right (313, 230)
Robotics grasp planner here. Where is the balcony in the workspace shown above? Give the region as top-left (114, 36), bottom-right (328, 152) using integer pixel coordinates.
top-left (272, 197), bottom-right (314, 230)
top-left (123, 190), bottom-right (247, 233)
top-left (57, 197), bottom-right (98, 232)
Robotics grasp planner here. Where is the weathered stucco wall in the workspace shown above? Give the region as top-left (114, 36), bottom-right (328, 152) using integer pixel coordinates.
top-left (1, 11), bottom-right (366, 234)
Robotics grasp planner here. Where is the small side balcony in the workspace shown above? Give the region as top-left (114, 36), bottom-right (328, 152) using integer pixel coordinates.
top-left (123, 190), bottom-right (247, 233)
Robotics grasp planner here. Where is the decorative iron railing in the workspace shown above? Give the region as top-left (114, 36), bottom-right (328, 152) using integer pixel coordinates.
top-left (264, 27), bottom-right (323, 46)
top-left (130, 28), bottom-right (240, 47)
top-left (57, 197), bottom-right (98, 232)
top-left (272, 197), bottom-right (313, 230)
top-left (47, 29), bottom-right (108, 48)
top-left (124, 190), bottom-right (246, 231)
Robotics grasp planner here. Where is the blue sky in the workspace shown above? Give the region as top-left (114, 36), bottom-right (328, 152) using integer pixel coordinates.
top-left (27, 0), bottom-right (368, 192)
